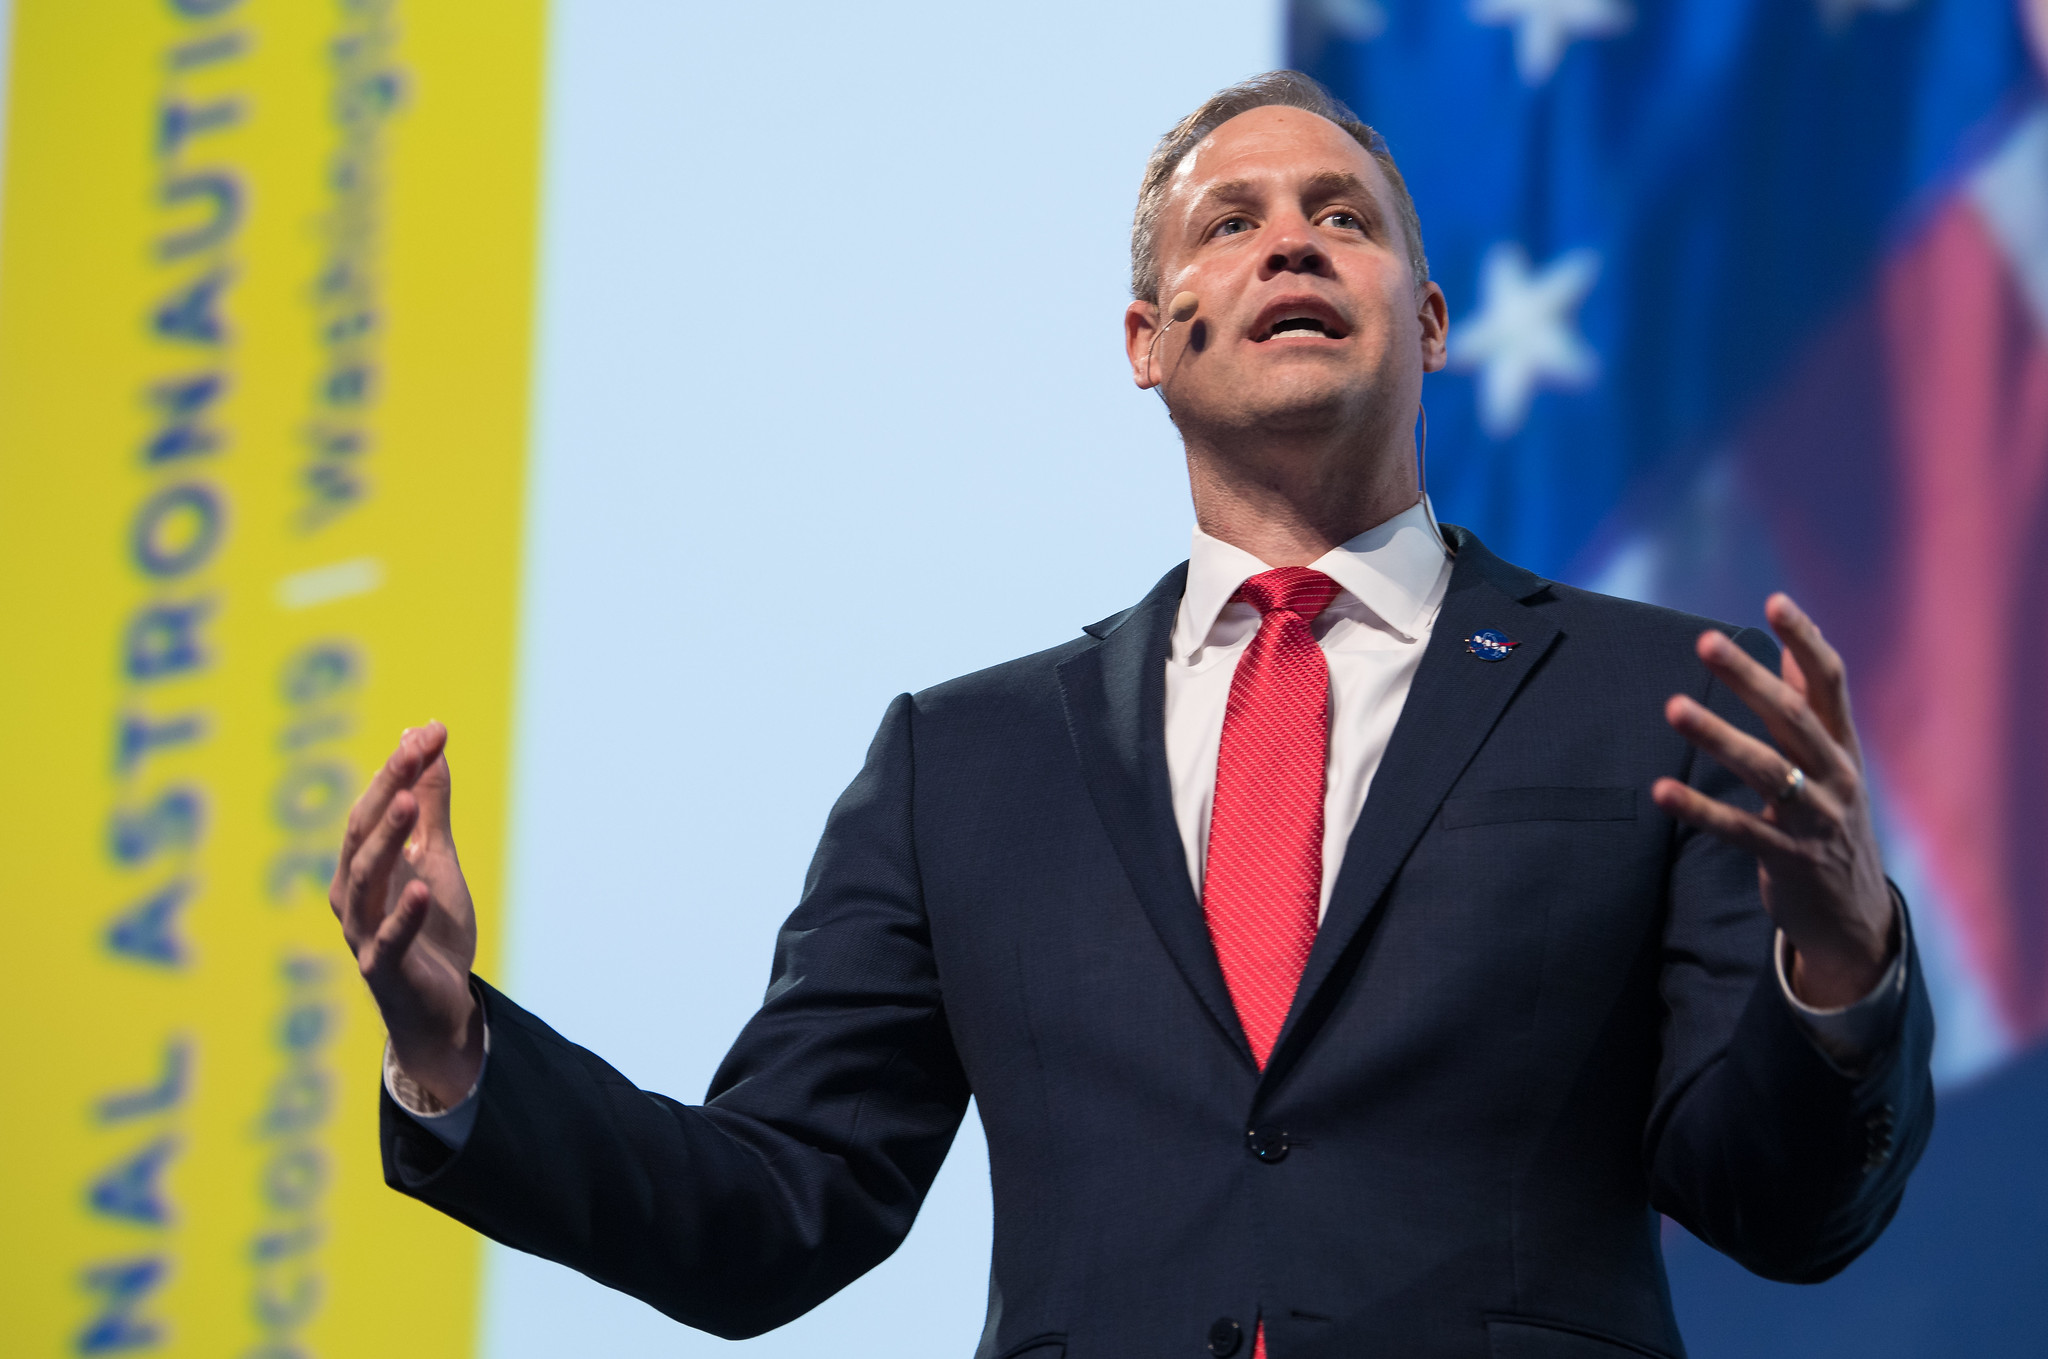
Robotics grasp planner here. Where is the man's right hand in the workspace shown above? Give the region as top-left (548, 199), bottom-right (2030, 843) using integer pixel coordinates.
top-left (331, 721), bottom-right (484, 1108)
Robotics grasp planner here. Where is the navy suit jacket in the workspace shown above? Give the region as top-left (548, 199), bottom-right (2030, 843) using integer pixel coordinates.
top-left (383, 528), bottom-right (1934, 1359)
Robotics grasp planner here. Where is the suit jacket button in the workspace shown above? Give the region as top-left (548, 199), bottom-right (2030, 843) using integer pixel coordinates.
top-left (1207, 1317), bottom-right (1243, 1357)
top-left (1246, 1127), bottom-right (1290, 1163)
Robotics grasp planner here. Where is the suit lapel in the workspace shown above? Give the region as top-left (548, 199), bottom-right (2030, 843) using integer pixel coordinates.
top-left (1265, 531), bottom-right (1560, 1079)
top-left (1056, 564), bottom-right (1252, 1063)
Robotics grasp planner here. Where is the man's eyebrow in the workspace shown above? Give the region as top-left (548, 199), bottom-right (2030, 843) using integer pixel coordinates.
top-left (1184, 169), bottom-right (1382, 218)
top-left (1185, 177), bottom-right (1263, 214)
top-left (1299, 169), bottom-right (1378, 207)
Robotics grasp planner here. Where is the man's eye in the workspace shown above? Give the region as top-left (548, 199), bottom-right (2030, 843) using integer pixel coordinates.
top-left (1214, 217), bottom-right (1252, 237)
top-left (1322, 211), bottom-right (1362, 231)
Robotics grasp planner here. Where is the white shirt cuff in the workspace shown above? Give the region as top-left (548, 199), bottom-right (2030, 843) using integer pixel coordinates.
top-left (1774, 892), bottom-right (1909, 1074)
top-left (382, 1018), bottom-right (489, 1150)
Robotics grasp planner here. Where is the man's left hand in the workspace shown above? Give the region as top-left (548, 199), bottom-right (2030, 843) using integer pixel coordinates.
top-left (1652, 593), bottom-right (1897, 1009)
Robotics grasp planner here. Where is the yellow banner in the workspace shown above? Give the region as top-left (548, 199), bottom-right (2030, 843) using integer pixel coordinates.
top-left (0, 2), bottom-right (545, 1354)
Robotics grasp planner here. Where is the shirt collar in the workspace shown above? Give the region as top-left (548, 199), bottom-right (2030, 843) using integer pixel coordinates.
top-left (1174, 501), bottom-right (1450, 658)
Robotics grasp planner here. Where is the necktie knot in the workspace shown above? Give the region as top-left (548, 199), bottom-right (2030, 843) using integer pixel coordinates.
top-left (1234, 567), bottom-right (1340, 624)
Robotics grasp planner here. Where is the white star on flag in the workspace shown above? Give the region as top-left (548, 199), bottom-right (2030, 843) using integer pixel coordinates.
top-left (1448, 242), bottom-right (1602, 438)
top-left (1314, 0), bottom-right (1389, 41)
top-left (1471, 0), bottom-right (1632, 85)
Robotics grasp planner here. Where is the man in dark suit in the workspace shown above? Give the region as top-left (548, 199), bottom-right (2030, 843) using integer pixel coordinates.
top-left (334, 73), bottom-right (1930, 1358)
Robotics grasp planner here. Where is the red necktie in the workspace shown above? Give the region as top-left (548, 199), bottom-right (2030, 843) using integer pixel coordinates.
top-left (1201, 566), bottom-right (1341, 1071)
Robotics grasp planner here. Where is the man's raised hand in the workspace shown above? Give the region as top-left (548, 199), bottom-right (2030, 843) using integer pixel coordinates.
top-left (1651, 594), bottom-right (1897, 1010)
top-left (330, 720), bottom-right (484, 1107)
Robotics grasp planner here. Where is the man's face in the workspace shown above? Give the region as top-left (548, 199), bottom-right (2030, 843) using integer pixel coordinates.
top-left (1126, 106), bottom-right (1446, 441)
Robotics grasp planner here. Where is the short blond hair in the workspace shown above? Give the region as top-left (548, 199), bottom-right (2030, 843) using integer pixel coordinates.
top-left (1130, 70), bottom-right (1429, 301)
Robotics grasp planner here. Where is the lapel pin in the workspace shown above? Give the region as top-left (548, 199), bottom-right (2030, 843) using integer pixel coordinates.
top-left (1464, 629), bottom-right (1519, 662)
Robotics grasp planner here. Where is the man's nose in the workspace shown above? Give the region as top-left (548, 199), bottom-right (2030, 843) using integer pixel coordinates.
top-left (1262, 219), bottom-right (1329, 277)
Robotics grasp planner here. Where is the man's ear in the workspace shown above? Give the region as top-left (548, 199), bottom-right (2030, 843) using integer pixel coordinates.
top-left (1125, 298), bottom-right (1163, 389)
top-left (1417, 281), bottom-right (1448, 374)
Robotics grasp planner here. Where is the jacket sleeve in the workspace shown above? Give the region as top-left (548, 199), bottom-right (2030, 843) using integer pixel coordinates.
top-left (1643, 627), bottom-right (1936, 1283)
top-left (380, 693), bottom-right (971, 1337)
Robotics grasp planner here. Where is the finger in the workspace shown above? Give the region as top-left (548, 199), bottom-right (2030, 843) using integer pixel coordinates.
top-left (1764, 594), bottom-right (1863, 764)
top-left (340, 788), bottom-right (420, 944)
top-left (1663, 694), bottom-right (1782, 796)
top-left (408, 723), bottom-right (454, 846)
top-left (1694, 629), bottom-right (1854, 787)
top-left (335, 727), bottom-right (434, 884)
top-left (361, 879), bottom-right (431, 984)
top-left (1662, 693), bottom-right (1845, 819)
top-left (1651, 777), bottom-right (1801, 860)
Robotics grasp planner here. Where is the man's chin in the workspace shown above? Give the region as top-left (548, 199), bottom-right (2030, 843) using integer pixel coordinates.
top-left (1225, 380), bottom-right (1373, 437)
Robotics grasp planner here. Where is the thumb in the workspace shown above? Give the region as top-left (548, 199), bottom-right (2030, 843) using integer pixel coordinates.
top-left (362, 880), bottom-right (430, 985)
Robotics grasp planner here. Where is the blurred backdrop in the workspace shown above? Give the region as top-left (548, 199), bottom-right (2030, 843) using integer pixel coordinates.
top-left (1, 1), bottom-right (2043, 1356)
top-left (1294, 3), bottom-right (2048, 1355)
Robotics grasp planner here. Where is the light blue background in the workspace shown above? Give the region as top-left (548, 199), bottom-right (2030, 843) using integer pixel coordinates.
top-left (489, 4), bottom-right (1279, 1354)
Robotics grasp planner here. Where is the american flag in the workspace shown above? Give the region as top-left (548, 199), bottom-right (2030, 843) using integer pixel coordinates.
top-left (1299, 0), bottom-right (2044, 1083)
top-left (1298, 2), bottom-right (2048, 1347)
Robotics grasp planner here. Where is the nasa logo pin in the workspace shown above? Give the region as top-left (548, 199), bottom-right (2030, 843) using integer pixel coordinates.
top-left (1464, 629), bottom-right (1519, 662)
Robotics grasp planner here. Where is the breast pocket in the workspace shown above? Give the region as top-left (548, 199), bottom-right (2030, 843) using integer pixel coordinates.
top-left (1486, 1315), bottom-right (1674, 1359)
top-left (1440, 786), bottom-right (1636, 830)
top-left (992, 1335), bottom-right (1065, 1359)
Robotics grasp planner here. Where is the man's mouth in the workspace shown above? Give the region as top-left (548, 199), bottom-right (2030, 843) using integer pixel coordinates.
top-left (1254, 308), bottom-right (1348, 341)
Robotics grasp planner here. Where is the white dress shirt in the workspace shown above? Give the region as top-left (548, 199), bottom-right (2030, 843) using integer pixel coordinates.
top-left (1166, 503), bottom-right (1452, 916)
top-left (393, 504), bottom-right (1905, 1146)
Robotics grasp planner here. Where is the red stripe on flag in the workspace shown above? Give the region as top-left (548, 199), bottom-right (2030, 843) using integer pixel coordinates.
top-left (1741, 193), bottom-right (2048, 1040)
top-left (1869, 197), bottom-right (2048, 1037)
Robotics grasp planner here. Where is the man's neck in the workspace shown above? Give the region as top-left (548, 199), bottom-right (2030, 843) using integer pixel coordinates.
top-left (1184, 431), bottom-right (1421, 569)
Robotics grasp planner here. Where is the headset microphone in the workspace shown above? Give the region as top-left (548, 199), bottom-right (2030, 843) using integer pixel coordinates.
top-left (1146, 291), bottom-right (1201, 402)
